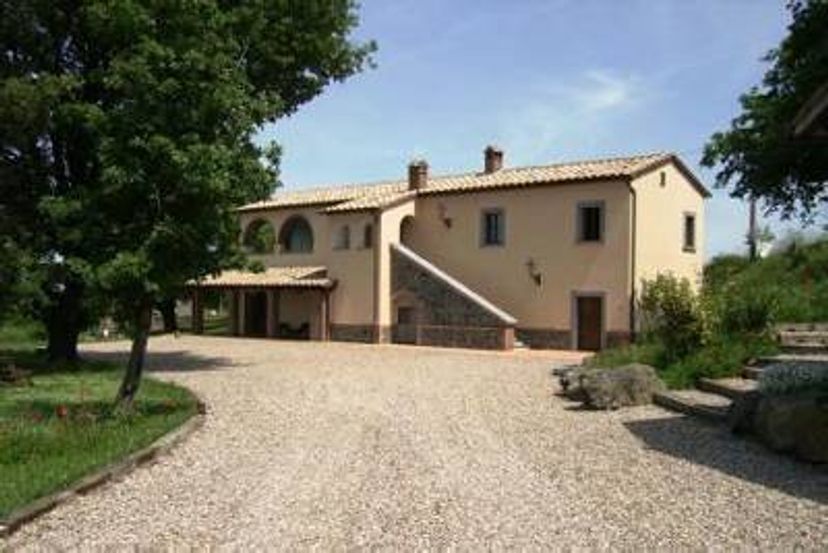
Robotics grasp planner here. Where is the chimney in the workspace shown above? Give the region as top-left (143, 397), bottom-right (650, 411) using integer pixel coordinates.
top-left (408, 159), bottom-right (428, 191)
top-left (484, 145), bottom-right (503, 173)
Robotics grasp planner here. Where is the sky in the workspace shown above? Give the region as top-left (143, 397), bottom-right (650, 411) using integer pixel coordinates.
top-left (257, 0), bottom-right (807, 259)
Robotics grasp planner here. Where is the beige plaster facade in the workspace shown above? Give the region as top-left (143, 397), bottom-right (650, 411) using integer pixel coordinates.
top-left (196, 150), bottom-right (708, 351)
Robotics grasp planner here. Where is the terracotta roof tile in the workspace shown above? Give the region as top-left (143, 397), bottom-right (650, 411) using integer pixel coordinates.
top-left (193, 266), bottom-right (332, 288)
top-left (239, 152), bottom-right (705, 214)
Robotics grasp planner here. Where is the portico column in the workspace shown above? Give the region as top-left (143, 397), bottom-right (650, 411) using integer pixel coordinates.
top-left (266, 289), bottom-right (277, 338)
top-left (238, 289), bottom-right (247, 337)
top-left (319, 289), bottom-right (329, 341)
top-left (191, 288), bottom-right (204, 334)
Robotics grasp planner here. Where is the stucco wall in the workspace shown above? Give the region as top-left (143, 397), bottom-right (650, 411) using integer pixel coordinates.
top-left (376, 200), bottom-right (416, 329)
top-left (405, 181), bottom-right (632, 333)
top-left (238, 208), bottom-right (375, 325)
top-left (631, 163), bottom-right (705, 290)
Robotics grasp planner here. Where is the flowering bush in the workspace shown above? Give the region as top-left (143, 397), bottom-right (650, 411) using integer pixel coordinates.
top-left (639, 274), bottom-right (706, 362)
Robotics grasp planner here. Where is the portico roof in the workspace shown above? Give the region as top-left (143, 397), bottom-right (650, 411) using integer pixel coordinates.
top-left (192, 266), bottom-right (333, 289)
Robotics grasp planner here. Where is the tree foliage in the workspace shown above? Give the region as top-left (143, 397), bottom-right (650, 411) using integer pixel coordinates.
top-left (702, 0), bottom-right (828, 222)
top-left (0, 0), bottom-right (374, 402)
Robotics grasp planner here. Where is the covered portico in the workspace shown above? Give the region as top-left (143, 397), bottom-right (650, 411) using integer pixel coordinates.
top-left (189, 267), bottom-right (335, 340)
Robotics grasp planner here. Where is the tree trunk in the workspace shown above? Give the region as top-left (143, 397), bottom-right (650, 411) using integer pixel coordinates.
top-left (158, 298), bottom-right (178, 333)
top-left (46, 280), bottom-right (84, 362)
top-left (116, 302), bottom-right (153, 407)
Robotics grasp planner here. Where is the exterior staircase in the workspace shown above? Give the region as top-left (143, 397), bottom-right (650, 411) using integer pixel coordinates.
top-left (653, 324), bottom-right (828, 422)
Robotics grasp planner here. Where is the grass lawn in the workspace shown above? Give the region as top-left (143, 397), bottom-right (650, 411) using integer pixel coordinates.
top-left (0, 349), bottom-right (198, 520)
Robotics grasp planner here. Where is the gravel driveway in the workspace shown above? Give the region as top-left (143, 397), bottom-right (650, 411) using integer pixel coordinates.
top-left (4, 335), bottom-right (827, 550)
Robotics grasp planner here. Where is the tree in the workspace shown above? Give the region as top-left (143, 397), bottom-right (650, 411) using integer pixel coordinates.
top-left (0, 1), bottom-right (374, 405)
top-left (702, 0), bottom-right (828, 222)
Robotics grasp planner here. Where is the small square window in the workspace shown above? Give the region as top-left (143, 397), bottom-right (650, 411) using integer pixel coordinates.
top-left (683, 213), bottom-right (696, 252)
top-left (577, 202), bottom-right (604, 242)
top-left (480, 209), bottom-right (505, 247)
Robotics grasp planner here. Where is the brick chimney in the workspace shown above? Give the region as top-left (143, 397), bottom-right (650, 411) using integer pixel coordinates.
top-left (484, 145), bottom-right (503, 174)
top-left (408, 160), bottom-right (428, 191)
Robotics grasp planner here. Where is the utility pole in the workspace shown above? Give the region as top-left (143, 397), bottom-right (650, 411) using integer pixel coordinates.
top-left (747, 197), bottom-right (758, 261)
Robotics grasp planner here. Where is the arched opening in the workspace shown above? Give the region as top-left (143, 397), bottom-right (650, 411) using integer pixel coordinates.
top-left (278, 215), bottom-right (314, 253)
top-left (400, 215), bottom-right (415, 247)
top-left (242, 219), bottom-right (276, 254)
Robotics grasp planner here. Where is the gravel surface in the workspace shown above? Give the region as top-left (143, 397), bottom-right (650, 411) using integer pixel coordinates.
top-left (4, 335), bottom-right (827, 550)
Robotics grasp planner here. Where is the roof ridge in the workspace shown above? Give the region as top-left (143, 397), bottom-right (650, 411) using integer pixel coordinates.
top-left (269, 151), bottom-right (672, 196)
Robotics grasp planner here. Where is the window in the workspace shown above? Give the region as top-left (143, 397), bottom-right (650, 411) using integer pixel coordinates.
top-left (481, 209), bottom-right (505, 247)
top-left (683, 213), bottom-right (696, 252)
top-left (397, 306), bottom-right (415, 325)
top-left (577, 201), bottom-right (604, 242)
top-left (363, 224), bottom-right (374, 249)
top-left (333, 225), bottom-right (350, 250)
top-left (278, 215), bottom-right (314, 253)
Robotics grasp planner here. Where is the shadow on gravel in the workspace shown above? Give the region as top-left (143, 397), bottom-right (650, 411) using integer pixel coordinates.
top-left (624, 416), bottom-right (828, 505)
top-left (83, 350), bottom-right (241, 373)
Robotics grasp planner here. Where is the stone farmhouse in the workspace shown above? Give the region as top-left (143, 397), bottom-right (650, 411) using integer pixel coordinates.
top-left (189, 148), bottom-right (708, 351)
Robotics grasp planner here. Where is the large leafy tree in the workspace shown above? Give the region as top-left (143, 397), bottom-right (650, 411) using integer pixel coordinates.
top-left (702, 0), bottom-right (828, 222)
top-left (0, 1), bottom-right (374, 404)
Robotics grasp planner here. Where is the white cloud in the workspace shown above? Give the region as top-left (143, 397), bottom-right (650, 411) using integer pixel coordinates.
top-left (496, 70), bottom-right (648, 164)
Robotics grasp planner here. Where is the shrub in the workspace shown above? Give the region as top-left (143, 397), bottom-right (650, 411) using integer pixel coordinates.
top-left (585, 342), bottom-right (665, 370)
top-left (639, 274), bottom-right (705, 362)
top-left (714, 288), bottom-right (777, 337)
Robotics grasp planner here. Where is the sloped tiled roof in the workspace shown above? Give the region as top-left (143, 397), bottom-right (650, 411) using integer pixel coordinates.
top-left (193, 266), bottom-right (332, 288)
top-left (238, 152), bottom-right (708, 214)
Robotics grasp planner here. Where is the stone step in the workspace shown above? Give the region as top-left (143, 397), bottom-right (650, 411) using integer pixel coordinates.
top-left (742, 366), bottom-right (764, 380)
top-left (780, 342), bottom-right (828, 354)
top-left (697, 377), bottom-right (758, 399)
top-left (756, 353), bottom-right (828, 366)
top-left (653, 389), bottom-right (732, 422)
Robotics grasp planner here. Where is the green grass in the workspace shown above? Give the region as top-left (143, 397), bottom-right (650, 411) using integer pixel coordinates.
top-left (0, 352), bottom-right (198, 519)
top-left (0, 318), bottom-right (46, 351)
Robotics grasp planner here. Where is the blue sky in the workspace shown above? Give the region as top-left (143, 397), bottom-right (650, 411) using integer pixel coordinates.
top-left (257, 0), bottom-right (803, 258)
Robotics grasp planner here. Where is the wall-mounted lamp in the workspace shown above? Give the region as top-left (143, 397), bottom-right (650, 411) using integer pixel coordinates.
top-left (438, 203), bottom-right (453, 228)
top-left (526, 257), bottom-right (543, 286)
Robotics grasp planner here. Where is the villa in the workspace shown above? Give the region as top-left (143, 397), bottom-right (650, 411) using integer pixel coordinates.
top-left (190, 148), bottom-right (708, 351)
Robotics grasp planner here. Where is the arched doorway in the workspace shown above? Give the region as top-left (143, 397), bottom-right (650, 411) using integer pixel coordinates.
top-left (400, 215), bottom-right (415, 247)
top-left (278, 215), bottom-right (314, 253)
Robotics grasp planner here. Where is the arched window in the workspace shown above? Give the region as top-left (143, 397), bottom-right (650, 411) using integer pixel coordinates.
top-left (278, 215), bottom-right (314, 253)
top-left (363, 223), bottom-right (374, 248)
top-left (242, 219), bottom-right (276, 254)
top-left (333, 225), bottom-right (350, 250)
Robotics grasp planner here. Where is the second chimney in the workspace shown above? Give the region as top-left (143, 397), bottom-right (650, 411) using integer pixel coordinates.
top-left (408, 160), bottom-right (428, 191)
top-left (484, 145), bottom-right (504, 173)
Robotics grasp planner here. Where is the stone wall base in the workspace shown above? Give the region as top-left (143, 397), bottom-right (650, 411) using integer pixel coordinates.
top-left (330, 324), bottom-right (376, 344)
top-left (516, 328), bottom-right (571, 349)
top-left (517, 328), bottom-right (635, 350)
top-left (391, 325), bottom-right (512, 350)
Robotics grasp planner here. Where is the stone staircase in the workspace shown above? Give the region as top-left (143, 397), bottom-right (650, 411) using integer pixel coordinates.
top-left (653, 324), bottom-right (828, 422)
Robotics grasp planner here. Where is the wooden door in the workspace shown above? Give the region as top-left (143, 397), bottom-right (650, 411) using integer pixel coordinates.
top-left (576, 296), bottom-right (603, 351)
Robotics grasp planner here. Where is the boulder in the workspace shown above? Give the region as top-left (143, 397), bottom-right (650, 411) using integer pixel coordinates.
top-left (564, 364), bottom-right (665, 410)
top-left (728, 390), bottom-right (761, 434)
top-left (754, 392), bottom-right (828, 463)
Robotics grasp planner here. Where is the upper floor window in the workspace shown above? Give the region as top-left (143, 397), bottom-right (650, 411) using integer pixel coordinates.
top-left (242, 219), bottom-right (276, 254)
top-left (480, 208), bottom-right (505, 247)
top-left (683, 213), bottom-right (696, 252)
top-left (278, 215), bottom-right (314, 253)
top-left (363, 223), bottom-right (374, 249)
top-left (333, 225), bottom-right (350, 250)
top-left (577, 201), bottom-right (604, 242)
